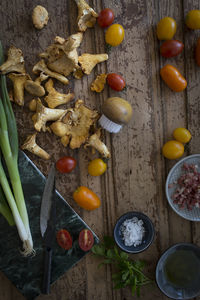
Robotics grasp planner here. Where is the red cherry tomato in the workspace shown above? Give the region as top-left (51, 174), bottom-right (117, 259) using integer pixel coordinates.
top-left (160, 40), bottom-right (184, 58)
top-left (97, 8), bottom-right (114, 28)
top-left (56, 156), bottom-right (76, 173)
top-left (78, 229), bottom-right (94, 251)
top-left (56, 229), bottom-right (72, 250)
top-left (107, 73), bottom-right (126, 91)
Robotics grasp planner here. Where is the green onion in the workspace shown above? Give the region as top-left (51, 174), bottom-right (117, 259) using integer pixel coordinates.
top-left (0, 184), bottom-right (15, 226)
top-left (0, 41), bottom-right (34, 256)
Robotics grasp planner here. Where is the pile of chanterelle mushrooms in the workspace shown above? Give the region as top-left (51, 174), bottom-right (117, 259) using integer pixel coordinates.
top-left (0, 0), bottom-right (111, 160)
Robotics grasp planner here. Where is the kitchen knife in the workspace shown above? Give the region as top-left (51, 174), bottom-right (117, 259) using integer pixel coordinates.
top-left (40, 164), bottom-right (56, 294)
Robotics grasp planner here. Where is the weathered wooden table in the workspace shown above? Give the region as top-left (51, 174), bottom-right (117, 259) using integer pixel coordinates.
top-left (1, 0), bottom-right (200, 299)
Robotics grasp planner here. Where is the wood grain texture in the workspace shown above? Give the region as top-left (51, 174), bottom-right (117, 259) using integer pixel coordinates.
top-left (0, 0), bottom-right (200, 299)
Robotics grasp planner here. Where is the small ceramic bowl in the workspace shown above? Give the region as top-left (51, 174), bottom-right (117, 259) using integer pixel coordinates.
top-left (166, 154), bottom-right (200, 221)
top-left (113, 211), bottom-right (155, 254)
top-left (156, 243), bottom-right (200, 300)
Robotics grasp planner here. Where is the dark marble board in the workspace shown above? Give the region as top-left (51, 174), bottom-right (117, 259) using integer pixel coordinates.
top-left (0, 151), bottom-right (99, 300)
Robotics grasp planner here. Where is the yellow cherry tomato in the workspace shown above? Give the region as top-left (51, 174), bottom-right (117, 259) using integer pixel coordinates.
top-left (173, 128), bottom-right (192, 144)
top-left (105, 24), bottom-right (125, 46)
top-left (156, 17), bottom-right (177, 40)
top-left (88, 158), bottom-right (107, 176)
top-left (162, 140), bottom-right (184, 160)
top-left (186, 10), bottom-right (200, 29)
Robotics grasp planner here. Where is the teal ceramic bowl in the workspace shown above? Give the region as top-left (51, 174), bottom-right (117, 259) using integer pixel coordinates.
top-left (156, 243), bottom-right (200, 299)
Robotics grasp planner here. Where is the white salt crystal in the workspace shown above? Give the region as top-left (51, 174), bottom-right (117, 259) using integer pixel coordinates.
top-left (120, 217), bottom-right (145, 247)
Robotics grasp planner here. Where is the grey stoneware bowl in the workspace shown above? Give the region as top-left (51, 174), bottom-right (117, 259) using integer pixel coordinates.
top-left (156, 243), bottom-right (200, 299)
top-left (113, 211), bottom-right (155, 254)
top-left (166, 154), bottom-right (200, 221)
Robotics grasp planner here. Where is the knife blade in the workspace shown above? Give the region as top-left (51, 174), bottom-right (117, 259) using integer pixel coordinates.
top-left (40, 164), bottom-right (56, 294)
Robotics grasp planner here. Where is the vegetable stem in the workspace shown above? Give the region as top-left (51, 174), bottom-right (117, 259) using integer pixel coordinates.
top-left (0, 185), bottom-right (15, 226)
top-left (0, 161), bottom-right (28, 242)
top-left (0, 41), bottom-right (34, 255)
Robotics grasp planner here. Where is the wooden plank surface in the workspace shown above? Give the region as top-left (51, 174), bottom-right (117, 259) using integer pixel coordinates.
top-left (0, 0), bottom-right (200, 299)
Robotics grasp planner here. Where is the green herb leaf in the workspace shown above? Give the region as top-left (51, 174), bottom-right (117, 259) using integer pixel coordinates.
top-left (120, 251), bottom-right (129, 260)
top-left (92, 244), bottom-right (105, 256)
top-left (92, 236), bottom-right (153, 297)
top-left (122, 270), bottom-right (129, 281)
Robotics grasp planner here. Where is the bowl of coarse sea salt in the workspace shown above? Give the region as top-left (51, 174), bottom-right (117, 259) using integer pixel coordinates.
top-left (114, 211), bottom-right (155, 253)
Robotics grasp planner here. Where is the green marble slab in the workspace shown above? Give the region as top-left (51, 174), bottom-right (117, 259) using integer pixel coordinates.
top-left (0, 151), bottom-right (99, 300)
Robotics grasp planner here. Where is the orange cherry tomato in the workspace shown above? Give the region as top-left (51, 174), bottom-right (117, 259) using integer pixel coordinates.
top-left (195, 38), bottom-right (200, 66)
top-left (73, 186), bottom-right (101, 210)
top-left (162, 140), bottom-right (184, 160)
top-left (160, 65), bottom-right (187, 92)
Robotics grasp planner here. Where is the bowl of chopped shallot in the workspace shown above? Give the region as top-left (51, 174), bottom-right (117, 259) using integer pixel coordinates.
top-left (166, 154), bottom-right (200, 221)
top-left (113, 211), bottom-right (155, 254)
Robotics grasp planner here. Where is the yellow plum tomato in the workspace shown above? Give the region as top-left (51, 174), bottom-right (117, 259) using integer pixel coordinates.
top-left (162, 140), bottom-right (184, 160)
top-left (105, 24), bottom-right (125, 46)
top-left (156, 17), bottom-right (177, 40)
top-left (186, 10), bottom-right (200, 29)
top-left (88, 158), bottom-right (107, 176)
top-left (173, 128), bottom-right (192, 144)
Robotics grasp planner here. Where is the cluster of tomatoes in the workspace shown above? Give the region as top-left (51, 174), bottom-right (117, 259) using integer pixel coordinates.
top-left (162, 128), bottom-right (192, 160)
top-left (157, 10), bottom-right (200, 92)
top-left (157, 10), bottom-right (200, 159)
top-left (97, 9), bottom-right (126, 91)
top-left (97, 8), bottom-right (124, 47)
top-left (56, 228), bottom-right (94, 251)
top-left (55, 156), bottom-right (105, 211)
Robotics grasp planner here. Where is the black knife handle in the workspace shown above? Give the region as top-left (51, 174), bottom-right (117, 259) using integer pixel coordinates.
top-left (42, 247), bottom-right (52, 294)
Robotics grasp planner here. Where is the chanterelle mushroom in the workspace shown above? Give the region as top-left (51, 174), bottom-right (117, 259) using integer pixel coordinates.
top-left (33, 98), bottom-right (67, 132)
top-left (32, 5), bottom-right (49, 30)
top-left (29, 99), bottom-right (37, 111)
top-left (25, 73), bottom-right (48, 97)
top-left (21, 133), bottom-right (50, 160)
top-left (8, 73), bottom-right (29, 106)
top-left (85, 129), bottom-right (111, 159)
top-left (39, 33), bottom-right (83, 77)
top-left (44, 79), bottom-right (74, 108)
top-left (33, 60), bottom-right (69, 85)
top-left (50, 99), bottom-right (99, 149)
top-left (91, 73), bottom-right (107, 92)
top-left (78, 53), bottom-right (108, 75)
top-left (0, 46), bottom-right (25, 74)
top-left (74, 0), bottom-right (98, 32)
